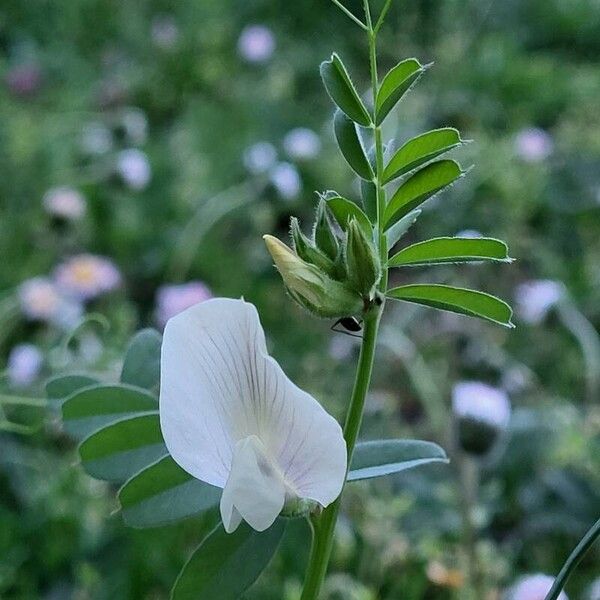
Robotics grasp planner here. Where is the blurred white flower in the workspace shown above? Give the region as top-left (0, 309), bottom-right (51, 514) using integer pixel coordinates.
top-left (151, 15), bottom-right (179, 50)
top-left (7, 343), bottom-right (43, 388)
top-left (515, 279), bottom-right (564, 325)
top-left (160, 298), bottom-right (346, 533)
top-left (243, 142), bottom-right (277, 174)
top-left (54, 254), bottom-right (121, 301)
top-left (514, 128), bottom-right (553, 162)
top-left (18, 277), bottom-right (83, 328)
top-left (452, 381), bottom-right (511, 429)
top-left (270, 162), bottom-right (301, 200)
top-left (155, 281), bottom-right (213, 327)
top-left (283, 128), bottom-right (322, 160)
top-left (117, 148), bottom-right (151, 190)
top-left (238, 25), bottom-right (276, 63)
top-left (587, 577), bottom-right (600, 600)
top-left (80, 122), bottom-right (113, 155)
top-left (43, 187), bottom-right (86, 221)
top-left (506, 574), bottom-right (567, 600)
top-left (455, 229), bottom-right (483, 239)
top-left (120, 107), bottom-right (148, 145)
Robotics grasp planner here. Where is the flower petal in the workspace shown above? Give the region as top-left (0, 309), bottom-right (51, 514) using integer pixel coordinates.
top-left (159, 298), bottom-right (347, 511)
top-left (220, 435), bottom-right (286, 533)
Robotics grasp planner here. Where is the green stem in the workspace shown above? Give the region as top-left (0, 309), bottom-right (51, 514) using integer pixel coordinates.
top-left (0, 394), bottom-right (48, 408)
top-left (300, 4), bottom-right (388, 597)
top-left (544, 517), bottom-right (600, 600)
top-left (300, 306), bottom-right (382, 599)
top-left (329, 0), bottom-right (368, 30)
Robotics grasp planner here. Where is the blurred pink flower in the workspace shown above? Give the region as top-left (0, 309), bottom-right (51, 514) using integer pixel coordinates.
top-left (43, 187), bottom-right (86, 220)
top-left (452, 381), bottom-right (511, 429)
top-left (514, 128), bottom-right (553, 162)
top-left (18, 277), bottom-right (82, 329)
top-left (238, 25), bottom-right (275, 63)
top-left (506, 574), bottom-right (567, 600)
top-left (155, 281), bottom-right (213, 327)
top-left (54, 254), bottom-right (121, 301)
top-left (7, 343), bottom-right (43, 388)
top-left (6, 64), bottom-right (42, 97)
top-left (283, 128), bottom-right (321, 160)
top-left (117, 148), bottom-right (151, 190)
top-left (515, 279), bottom-right (564, 325)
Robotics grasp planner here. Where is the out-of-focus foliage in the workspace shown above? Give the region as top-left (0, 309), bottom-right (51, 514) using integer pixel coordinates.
top-left (0, 0), bottom-right (599, 598)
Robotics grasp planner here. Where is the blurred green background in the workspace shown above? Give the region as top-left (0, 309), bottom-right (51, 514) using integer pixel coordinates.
top-left (1, 0), bottom-right (599, 598)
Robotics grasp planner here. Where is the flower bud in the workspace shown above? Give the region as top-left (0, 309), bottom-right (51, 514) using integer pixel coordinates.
top-left (344, 218), bottom-right (381, 298)
top-left (264, 235), bottom-right (363, 318)
top-left (452, 381), bottom-right (511, 456)
top-left (313, 200), bottom-right (339, 260)
top-left (290, 217), bottom-right (337, 277)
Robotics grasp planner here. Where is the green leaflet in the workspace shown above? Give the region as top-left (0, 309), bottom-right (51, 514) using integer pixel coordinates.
top-left (389, 237), bottom-right (512, 267)
top-left (383, 128), bottom-right (465, 183)
top-left (45, 374), bottom-right (99, 405)
top-left (78, 412), bottom-right (167, 482)
top-left (320, 53), bottom-right (371, 126)
top-left (360, 179), bottom-right (378, 222)
top-left (120, 328), bottom-right (162, 391)
top-left (62, 384), bottom-right (157, 439)
top-left (333, 109), bottom-right (374, 180)
top-left (376, 58), bottom-right (428, 125)
top-left (383, 160), bottom-right (463, 231)
top-left (118, 455), bottom-right (221, 528)
top-left (171, 521), bottom-right (286, 600)
top-left (387, 284), bottom-right (514, 327)
top-left (348, 439), bottom-right (448, 481)
top-left (326, 196), bottom-right (372, 236)
top-left (386, 209), bottom-right (422, 251)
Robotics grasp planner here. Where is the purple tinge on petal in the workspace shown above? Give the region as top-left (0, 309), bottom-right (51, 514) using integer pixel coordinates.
top-left (54, 254), bottom-right (122, 301)
top-left (155, 281), bottom-right (213, 327)
top-left (7, 344), bottom-right (43, 388)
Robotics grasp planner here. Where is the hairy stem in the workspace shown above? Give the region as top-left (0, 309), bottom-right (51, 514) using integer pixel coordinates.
top-left (300, 3), bottom-right (388, 597)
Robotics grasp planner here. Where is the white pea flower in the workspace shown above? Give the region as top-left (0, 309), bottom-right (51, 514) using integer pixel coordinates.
top-left (160, 298), bottom-right (347, 533)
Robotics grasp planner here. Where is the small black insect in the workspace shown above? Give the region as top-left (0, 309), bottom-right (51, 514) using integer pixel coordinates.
top-left (331, 316), bottom-right (363, 338)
